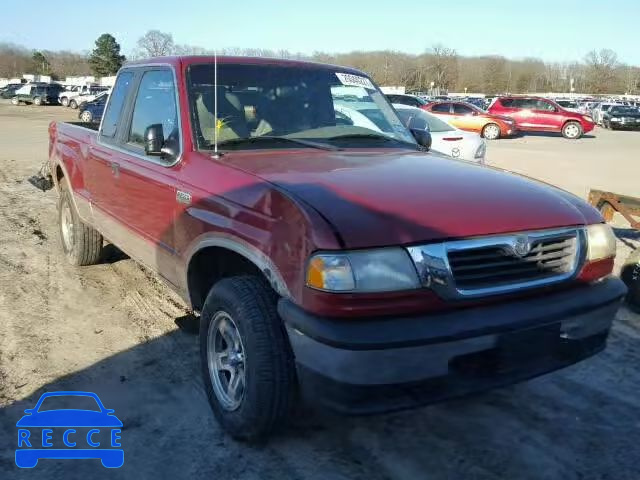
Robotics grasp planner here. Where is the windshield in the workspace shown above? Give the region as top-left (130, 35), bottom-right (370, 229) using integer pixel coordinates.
top-left (611, 107), bottom-right (638, 115)
top-left (187, 63), bottom-right (416, 150)
top-left (394, 106), bottom-right (454, 132)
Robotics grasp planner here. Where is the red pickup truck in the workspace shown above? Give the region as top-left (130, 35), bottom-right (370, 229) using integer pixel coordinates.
top-left (44, 56), bottom-right (626, 440)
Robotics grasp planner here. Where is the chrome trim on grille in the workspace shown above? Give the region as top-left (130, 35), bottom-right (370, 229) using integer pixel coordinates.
top-left (406, 227), bottom-right (586, 299)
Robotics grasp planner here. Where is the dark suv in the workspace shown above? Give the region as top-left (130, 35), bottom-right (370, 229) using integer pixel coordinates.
top-left (12, 83), bottom-right (65, 106)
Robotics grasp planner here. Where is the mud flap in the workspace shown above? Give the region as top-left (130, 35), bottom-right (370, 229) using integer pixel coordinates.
top-left (28, 161), bottom-right (54, 192)
top-left (28, 174), bottom-right (54, 191)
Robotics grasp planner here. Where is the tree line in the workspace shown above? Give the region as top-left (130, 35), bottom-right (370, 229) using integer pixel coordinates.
top-left (2, 30), bottom-right (639, 95)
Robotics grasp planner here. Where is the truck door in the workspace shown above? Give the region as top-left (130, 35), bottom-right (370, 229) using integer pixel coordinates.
top-left (87, 70), bottom-right (135, 236)
top-left (101, 68), bottom-right (182, 287)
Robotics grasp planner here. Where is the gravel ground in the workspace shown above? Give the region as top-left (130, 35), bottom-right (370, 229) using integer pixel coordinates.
top-left (0, 102), bottom-right (638, 479)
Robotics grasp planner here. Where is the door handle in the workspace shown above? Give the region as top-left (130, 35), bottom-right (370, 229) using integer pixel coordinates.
top-left (110, 162), bottom-right (120, 178)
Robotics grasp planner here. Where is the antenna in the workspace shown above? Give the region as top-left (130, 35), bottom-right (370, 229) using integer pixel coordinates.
top-left (213, 50), bottom-right (218, 157)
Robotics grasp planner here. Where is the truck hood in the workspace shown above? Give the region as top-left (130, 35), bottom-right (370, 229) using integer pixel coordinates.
top-left (222, 149), bottom-right (600, 248)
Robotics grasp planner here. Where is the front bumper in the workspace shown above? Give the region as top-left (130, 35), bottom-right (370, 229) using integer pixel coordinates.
top-left (610, 120), bottom-right (640, 129)
top-left (279, 278), bottom-right (626, 415)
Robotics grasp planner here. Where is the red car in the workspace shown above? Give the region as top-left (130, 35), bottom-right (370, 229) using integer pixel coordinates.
top-left (488, 96), bottom-right (595, 139)
top-left (423, 101), bottom-right (516, 140)
top-left (43, 56), bottom-right (624, 440)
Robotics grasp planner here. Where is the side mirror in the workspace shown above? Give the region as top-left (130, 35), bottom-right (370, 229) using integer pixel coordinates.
top-left (411, 128), bottom-right (432, 151)
top-left (144, 124), bottom-right (165, 156)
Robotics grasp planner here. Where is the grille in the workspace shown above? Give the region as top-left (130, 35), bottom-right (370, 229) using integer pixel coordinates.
top-left (448, 232), bottom-right (579, 291)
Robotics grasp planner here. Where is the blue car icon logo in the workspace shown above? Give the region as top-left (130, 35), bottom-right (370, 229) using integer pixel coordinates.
top-left (16, 391), bottom-right (123, 468)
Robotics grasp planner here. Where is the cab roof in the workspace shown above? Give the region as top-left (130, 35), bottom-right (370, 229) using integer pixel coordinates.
top-left (124, 55), bottom-right (365, 76)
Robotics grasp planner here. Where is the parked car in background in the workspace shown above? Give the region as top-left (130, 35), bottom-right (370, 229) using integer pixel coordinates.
top-left (555, 100), bottom-right (581, 112)
top-left (464, 97), bottom-right (487, 110)
top-left (59, 85), bottom-right (84, 106)
top-left (0, 83), bottom-right (23, 99)
top-left (488, 96), bottom-right (595, 139)
top-left (424, 101), bottom-right (516, 140)
top-left (67, 86), bottom-right (110, 109)
top-left (601, 105), bottom-right (640, 130)
top-left (592, 103), bottom-right (617, 125)
top-left (78, 92), bottom-right (108, 123)
top-left (384, 93), bottom-right (431, 109)
top-left (11, 83), bottom-right (65, 106)
top-left (393, 104), bottom-right (486, 162)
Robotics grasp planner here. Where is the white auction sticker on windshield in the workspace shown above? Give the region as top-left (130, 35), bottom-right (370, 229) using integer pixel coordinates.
top-left (335, 73), bottom-right (376, 90)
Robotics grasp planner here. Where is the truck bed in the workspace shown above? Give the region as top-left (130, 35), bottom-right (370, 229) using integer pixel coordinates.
top-left (64, 121), bottom-right (100, 131)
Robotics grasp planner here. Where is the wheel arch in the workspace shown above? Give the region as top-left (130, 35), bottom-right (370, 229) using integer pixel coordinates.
top-left (185, 236), bottom-right (291, 313)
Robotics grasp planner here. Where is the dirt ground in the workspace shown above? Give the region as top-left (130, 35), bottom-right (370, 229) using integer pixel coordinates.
top-left (0, 102), bottom-right (638, 480)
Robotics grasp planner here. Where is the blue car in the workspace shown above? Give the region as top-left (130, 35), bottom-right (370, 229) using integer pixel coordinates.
top-left (78, 93), bottom-right (108, 123)
top-left (16, 391), bottom-right (123, 468)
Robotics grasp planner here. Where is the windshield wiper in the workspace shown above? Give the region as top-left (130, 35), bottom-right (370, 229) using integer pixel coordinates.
top-left (215, 136), bottom-right (340, 151)
top-left (326, 133), bottom-right (418, 148)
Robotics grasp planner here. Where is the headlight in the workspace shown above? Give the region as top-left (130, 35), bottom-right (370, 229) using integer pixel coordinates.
top-left (306, 248), bottom-right (420, 292)
top-left (586, 224), bottom-right (617, 261)
top-left (610, 117), bottom-right (620, 121)
top-left (582, 115), bottom-right (594, 122)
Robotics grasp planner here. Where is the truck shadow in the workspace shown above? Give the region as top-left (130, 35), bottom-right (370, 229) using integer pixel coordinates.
top-left (1, 319), bottom-right (638, 480)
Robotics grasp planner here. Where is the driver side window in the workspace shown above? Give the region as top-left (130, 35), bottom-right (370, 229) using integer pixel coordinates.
top-left (128, 69), bottom-right (179, 154)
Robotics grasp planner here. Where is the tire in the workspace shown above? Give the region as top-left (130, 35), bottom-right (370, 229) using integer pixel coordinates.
top-left (33, 96), bottom-right (42, 106)
top-left (200, 276), bottom-right (295, 441)
top-left (621, 249), bottom-right (640, 313)
top-left (80, 111), bottom-right (93, 123)
top-left (58, 180), bottom-right (103, 266)
top-left (482, 123), bottom-right (501, 140)
top-left (562, 121), bottom-right (583, 139)
top-left (61, 97), bottom-right (69, 107)
top-left (11, 97), bottom-right (19, 105)
top-left (69, 99), bottom-right (78, 109)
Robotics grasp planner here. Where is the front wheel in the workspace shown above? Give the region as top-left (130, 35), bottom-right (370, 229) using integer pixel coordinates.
top-left (33, 96), bottom-right (42, 106)
top-left (61, 97), bottom-right (69, 107)
top-left (482, 123), bottom-right (501, 140)
top-left (11, 97), bottom-right (19, 105)
top-left (58, 180), bottom-right (103, 265)
top-left (69, 99), bottom-right (78, 109)
top-left (80, 110), bottom-right (93, 123)
top-left (562, 121), bottom-right (583, 139)
top-left (200, 276), bottom-right (295, 441)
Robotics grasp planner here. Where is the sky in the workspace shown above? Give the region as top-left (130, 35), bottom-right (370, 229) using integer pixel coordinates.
top-left (2, 0), bottom-right (640, 65)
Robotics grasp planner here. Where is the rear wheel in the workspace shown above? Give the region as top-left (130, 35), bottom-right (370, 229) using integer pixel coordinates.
top-left (69, 99), bottom-right (78, 109)
top-left (33, 96), bottom-right (42, 106)
top-left (200, 276), bottom-right (295, 441)
top-left (61, 97), bottom-right (69, 107)
top-left (562, 121), bottom-right (582, 139)
top-left (482, 123), bottom-right (501, 140)
top-left (58, 180), bottom-right (103, 266)
top-left (11, 97), bottom-right (19, 105)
